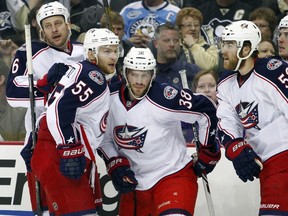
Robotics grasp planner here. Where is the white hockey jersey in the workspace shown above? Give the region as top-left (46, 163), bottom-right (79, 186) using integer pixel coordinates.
top-left (217, 57), bottom-right (288, 162)
top-left (99, 81), bottom-right (218, 190)
top-left (6, 41), bottom-right (85, 142)
top-left (44, 60), bottom-right (110, 154)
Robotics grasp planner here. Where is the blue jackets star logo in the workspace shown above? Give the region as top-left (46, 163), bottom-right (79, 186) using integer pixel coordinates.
top-left (236, 101), bottom-right (260, 130)
top-left (113, 124), bottom-right (148, 152)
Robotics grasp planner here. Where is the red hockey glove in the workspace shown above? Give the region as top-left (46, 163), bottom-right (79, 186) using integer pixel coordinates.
top-left (193, 144), bottom-right (221, 177)
top-left (57, 143), bottom-right (86, 180)
top-left (37, 63), bottom-right (69, 93)
top-left (107, 157), bottom-right (138, 193)
top-left (225, 138), bottom-right (263, 182)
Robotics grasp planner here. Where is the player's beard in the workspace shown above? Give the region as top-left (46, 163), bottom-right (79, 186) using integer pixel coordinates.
top-left (223, 55), bottom-right (239, 71)
top-left (46, 31), bottom-right (70, 51)
top-left (99, 61), bottom-right (116, 75)
top-left (49, 38), bottom-right (67, 50)
top-left (130, 84), bottom-right (149, 99)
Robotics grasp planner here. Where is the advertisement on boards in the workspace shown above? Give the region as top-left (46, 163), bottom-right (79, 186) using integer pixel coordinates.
top-left (0, 142), bottom-right (260, 216)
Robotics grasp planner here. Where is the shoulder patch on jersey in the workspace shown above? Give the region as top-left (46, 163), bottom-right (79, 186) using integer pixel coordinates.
top-left (163, 86), bottom-right (178, 100)
top-left (267, 59), bottom-right (282, 70)
top-left (88, 71), bottom-right (104, 85)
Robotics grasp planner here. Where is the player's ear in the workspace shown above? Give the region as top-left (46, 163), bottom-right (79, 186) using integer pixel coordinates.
top-left (88, 50), bottom-right (97, 63)
top-left (240, 44), bottom-right (251, 58)
top-left (39, 29), bottom-right (46, 41)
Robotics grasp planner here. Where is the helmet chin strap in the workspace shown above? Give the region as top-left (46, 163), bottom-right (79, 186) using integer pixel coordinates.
top-left (234, 47), bottom-right (254, 71)
top-left (234, 58), bottom-right (243, 71)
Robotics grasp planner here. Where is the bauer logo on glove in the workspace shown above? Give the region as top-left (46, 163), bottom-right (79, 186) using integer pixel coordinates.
top-left (57, 143), bottom-right (86, 180)
top-left (107, 156), bottom-right (138, 193)
top-left (61, 146), bottom-right (84, 157)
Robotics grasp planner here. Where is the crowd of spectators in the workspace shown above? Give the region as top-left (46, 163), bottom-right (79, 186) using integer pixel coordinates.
top-left (1, 0), bottom-right (288, 141)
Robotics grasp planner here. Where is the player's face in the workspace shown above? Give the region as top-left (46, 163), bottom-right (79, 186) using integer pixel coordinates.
top-left (221, 41), bottom-right (239, 70)
top-left (277, 29), bottom-right (288, 60)
top-left (180, 16), bottom-right (201, 41)
top-left (41, 16), bottom-right (70, 50)
top-left (155, 29), bottom-right (180, 63)
top-left (126, 69), bottom-right (153, 99)
top-left (97, 45), bottom-right (119, 75)
top-left (196, 73), bottom-right (217, 103)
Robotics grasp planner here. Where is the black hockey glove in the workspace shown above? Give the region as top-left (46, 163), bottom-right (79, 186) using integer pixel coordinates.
top-left (225, 138), bottom-right (263, 182)
top-left (107, 157), bottom-right (138, 193)
top-left (37, 63), bottom-right (69, 93)
top-left (20, 132), bottom-right (34, 172)
top-left (57, 143), bottom-right (86, 180)
top-left (193, 144), bottom-right (221, 177)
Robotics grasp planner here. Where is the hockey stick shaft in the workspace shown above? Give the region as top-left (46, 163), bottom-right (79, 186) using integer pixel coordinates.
top-left (192, 124), bottom-right (216, 216)
top-left (25, 24), bottom-right (42, 216)
top-left (179, 70), bottom-right (216, 216)
top-left (25, 24), bottom-right (36, 146)
top-left (102, 0), bottom-right (113, 31)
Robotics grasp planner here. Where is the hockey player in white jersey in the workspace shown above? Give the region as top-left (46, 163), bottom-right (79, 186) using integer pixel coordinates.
top-left (217, 20), bottom-right (288, 215)
top-left (29, 28), bottom-right (119, 215)
top-left (98, 47), bottom-right (220, 215)
top-left (6, 1), bottom-right (85, 141)
top-left (5, 1), bottom-right (86, 214)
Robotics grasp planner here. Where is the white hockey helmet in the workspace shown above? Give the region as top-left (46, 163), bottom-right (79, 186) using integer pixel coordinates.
top-left (123, 47), bottom-right (156, 100)
top-left (36, 1), bottom-right (70, 29)
top-left (83, 28), bottom-right (119, 60)
top-left (278, 15), bottom-right (288, 29)
top-left (221, 20), bottom-right (261, 70)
